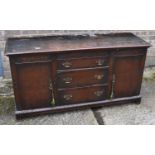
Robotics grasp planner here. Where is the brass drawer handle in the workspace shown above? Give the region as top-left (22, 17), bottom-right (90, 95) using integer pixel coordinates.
top-left (64, 94), bottom-right (72, 100)
top-left (63, 77), bottom-right (72, 84)
top-left (62, 61), bottom-right (72, 68)
top-left (94, 90), bottom-right (104, 97)
top-left (96, 59), bottom-right (104, 66)
top-left (94, 74), bottom-right (104, 80)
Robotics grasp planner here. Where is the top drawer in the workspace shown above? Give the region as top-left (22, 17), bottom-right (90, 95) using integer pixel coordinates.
top-left (57, 56), bottom-right (109, 70)
top-left (11, 54), bottom-right (51, 64)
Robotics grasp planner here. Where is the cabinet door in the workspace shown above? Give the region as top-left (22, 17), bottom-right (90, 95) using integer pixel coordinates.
top-left (13, 61), bottom-right (53, 110)
top-left (113, 50), bottom-right (146, 98)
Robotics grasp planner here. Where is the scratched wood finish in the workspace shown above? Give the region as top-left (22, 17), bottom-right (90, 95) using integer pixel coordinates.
top-left (6, 33), bottom-right (150, 119)
top-left (6, 33), bottom-right (150, 55)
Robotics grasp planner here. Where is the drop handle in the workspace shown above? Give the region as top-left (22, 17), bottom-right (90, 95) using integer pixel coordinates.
top-left (96, 59), bottom-right (104, 66)
top-left (63, 77), bottom-right (72, 84)
top-left (94, 90), bottom-right (104, 97)
top-left (94, 74), bottom-right (104, 80)
top-left (62, 61), bottom-right (72, 68)
top-left (64, 94), bottom-right (73, 100)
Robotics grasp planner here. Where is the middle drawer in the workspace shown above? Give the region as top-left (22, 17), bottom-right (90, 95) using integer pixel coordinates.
top-left (56, 67), bottom-right (109, 88)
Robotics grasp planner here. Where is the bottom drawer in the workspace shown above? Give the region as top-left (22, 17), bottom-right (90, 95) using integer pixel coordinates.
top-left (56, 85), bottom-right (108, 105)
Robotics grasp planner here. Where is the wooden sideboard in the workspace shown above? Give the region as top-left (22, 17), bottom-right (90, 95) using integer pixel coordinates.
top-left (5, 33), bottom-right (150, 119)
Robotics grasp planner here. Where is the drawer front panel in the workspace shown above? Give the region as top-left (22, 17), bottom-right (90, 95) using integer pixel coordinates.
top-left (57, 56), bottom-right (109, 70)
top-left (13, 54), bottom-right (50, 63)
top-left (56, 68), bottom-right (109, 88)
top-left (57, 51), bottom-right (109, 59)
top-left (57, 86), bottom-right (108, 104)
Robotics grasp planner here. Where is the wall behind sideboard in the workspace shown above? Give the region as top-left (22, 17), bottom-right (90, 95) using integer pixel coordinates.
top-left (0, 30), bottom-right (155, 78)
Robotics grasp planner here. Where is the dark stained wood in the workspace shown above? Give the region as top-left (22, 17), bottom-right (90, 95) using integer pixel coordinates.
top-left (15, 95), bottom-right (142, 119)
top-left (6, 33), bottom-right (150, 119)
top-left (56, 67), bottom-right (109, 88)
top-left (13, 61), bottom-right (53, 110)
top-left (113, 49), bottom-right (147, 98)
top-left (6, 33), bottom-right (150, 55)
top-left (56, 85), bottom-right (108, 105)
top-left (56, 50), bottom-right (109, 59)
top-left (57, 56), bottom-right (109, 70)
top-left (113, 56), bottom-right (145, 98)
top-left (14, 53), bottom-right (50, 63)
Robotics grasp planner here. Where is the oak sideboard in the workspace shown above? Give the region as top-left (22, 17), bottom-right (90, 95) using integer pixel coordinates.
top-left (5, 33), bottom-right (150, 119)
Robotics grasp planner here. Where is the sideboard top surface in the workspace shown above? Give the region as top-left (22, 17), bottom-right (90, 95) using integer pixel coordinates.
top-left (6, 33), bottom-right (150, 55)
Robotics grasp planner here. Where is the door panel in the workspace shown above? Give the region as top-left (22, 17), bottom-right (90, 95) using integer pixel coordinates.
top-left (113, 54), bottom-right (146, 98)
top-left (15, 62), bottom-right (53, 110)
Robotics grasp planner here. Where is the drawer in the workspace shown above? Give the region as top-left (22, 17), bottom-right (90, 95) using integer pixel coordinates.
top-left (57, 56), bottom-right (109, 70)
top-left (57, 85), bottom-right (108, 104)
top-left (56, 67), bottom-right (109, 88)
top-left (13, 54), bottom-right (50, 63)
top-left (57, 50), bottom-right (109, 59)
